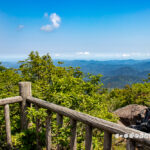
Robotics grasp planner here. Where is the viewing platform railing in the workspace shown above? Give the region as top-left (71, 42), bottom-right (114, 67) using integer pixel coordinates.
top-left (0, 82), bottom-right (150, 150)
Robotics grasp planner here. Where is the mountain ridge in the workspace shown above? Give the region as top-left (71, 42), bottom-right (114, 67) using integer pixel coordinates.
top-left (1, 59), bottom-right (150, 88)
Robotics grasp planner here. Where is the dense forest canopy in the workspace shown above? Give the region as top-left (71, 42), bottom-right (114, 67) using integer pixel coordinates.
top-left (0, 51), bottom-right (150, 149)
top-left (2, 59), bottom-right (150, 88)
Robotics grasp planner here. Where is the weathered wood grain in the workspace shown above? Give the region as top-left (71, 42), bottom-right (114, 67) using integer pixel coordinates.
top-left (0, 96), bottom-right (22, 106)
top-left (126, 139), bottom-right (135, 150)
top-left (35, 105), bottom-right (41, 150)
top-left (46, 110), bottom-right (52, 150)
top-left (57, 114), bottom-right (63, 150)
top-left (85, 125), bottom-right (92, 150)
top-left (4, 104), bottom-right (12, 149)
top-left (70, 119), bottom-right (77, 150)
top-left (27, 96), bottom-right (150, 146)
top-left (19, 82), bottom-right (32, 130)
top-left (104, 131), bottom-right (112, 150)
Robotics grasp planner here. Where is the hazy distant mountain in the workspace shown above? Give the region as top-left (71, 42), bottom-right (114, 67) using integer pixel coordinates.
top-left (102, 75), bottom-right (142, 88)
top-left (1, 62), bottom-right (20, 68)
top-left (54, 59), bottom-right (150, 88)
top-left (1, 59), bottom-right (150, 88)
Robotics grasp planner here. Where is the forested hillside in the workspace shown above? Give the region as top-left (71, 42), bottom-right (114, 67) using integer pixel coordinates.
top-left (2, 59), bottom-right (150, 88)
top-left (0, 52), bottom-right (117, 149)
top-left (0, 51), bottom-right (150, 149)
top-left (57, 60), bottom-right (150, 88)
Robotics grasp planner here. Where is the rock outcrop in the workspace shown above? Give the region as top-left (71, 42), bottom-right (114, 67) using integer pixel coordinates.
top-left (114, 104), bottom-right (147, 126)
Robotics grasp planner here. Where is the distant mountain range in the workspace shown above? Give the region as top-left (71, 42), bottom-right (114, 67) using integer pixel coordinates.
top-left (1, 59), bottom-right (150, 88)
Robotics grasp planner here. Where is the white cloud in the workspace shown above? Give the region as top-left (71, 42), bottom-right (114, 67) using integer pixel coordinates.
top-left (91, 52), bottom-right (150, 60)
top-left (42, 52), bottom-right (150, 60)
top-left (18, 25), bottom-right (24, 30)
top-left (44, 12), bottom-right (48, 17)
top-left (40, 24), bottom-right (53, 32)
top-left (77, 51), bottom-right (90, 55)
top-left (122, 53), bottom-right (130, 57)
top-left (50, 13), bottom-right (61, 28)
top-left (41, 13), bottom-right (61, 32)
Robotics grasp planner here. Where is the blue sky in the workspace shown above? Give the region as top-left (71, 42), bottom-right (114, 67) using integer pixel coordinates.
top-left (0, 0), bottom-right (150, 60)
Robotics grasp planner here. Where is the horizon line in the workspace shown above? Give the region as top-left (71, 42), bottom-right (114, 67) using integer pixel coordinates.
top-left (1, 58), bottom-right (150, 62)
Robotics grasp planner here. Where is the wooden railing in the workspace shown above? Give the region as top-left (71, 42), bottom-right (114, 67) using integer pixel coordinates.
top-left (0, 82), bottom-right (150, 150)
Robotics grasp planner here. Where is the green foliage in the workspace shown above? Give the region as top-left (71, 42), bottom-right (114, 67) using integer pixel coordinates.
top-left (143, 73), bottom-right (150, 82)
top-left (0, 62), bottom-right (6, 71)
top-left (2, 51), bottom-right (150, 149)
top-left (0, 51), bottom-right (117, 149)
top-left (0, 68), bottom-right (22, 149)
top-left (0, 68), bottom-right (21, 98)
top-left (1, 53), bottom-right (150, 149)
top-left (108, 82), bottom-right (150, 110)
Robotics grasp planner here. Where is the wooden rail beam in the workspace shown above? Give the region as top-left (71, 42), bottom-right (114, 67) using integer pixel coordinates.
top-left (2, 82), bottom-right (150, 149)
top-left (0, 96), bottom-right (23, 106)
top-left (27, 96), bottom-right (150, 146)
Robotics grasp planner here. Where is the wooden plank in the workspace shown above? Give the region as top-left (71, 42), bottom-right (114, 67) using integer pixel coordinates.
top-left (70, 119), bottom-right (77, 150)
top-left (85, 125), bottom-right (92, 150)
top-left (126, 139), bottom-right (135, 150)
top-left (57, 114), bottom-right (63, 150)
top-left (27, 96), bottom-right (150, 146)
top-left (19, 82), bottom-right (32, 130)
top-left (103, 131), bottom-right (112, 150)
top-left (0, 96), bottom-right (23, 106)
top-left (35, 105), bottom-right (41, 150)
top-left (46, 110), bottom-right (52, 150)
top-left (4, 104), bottom-right (12, 149)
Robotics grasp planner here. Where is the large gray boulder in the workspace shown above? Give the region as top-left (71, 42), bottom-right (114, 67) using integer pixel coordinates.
top-left (114, 104), bottom-right (147, 126)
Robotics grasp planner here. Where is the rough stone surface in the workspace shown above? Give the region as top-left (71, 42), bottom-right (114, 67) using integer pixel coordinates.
top-left (114, 104), bottom-right (147, 126)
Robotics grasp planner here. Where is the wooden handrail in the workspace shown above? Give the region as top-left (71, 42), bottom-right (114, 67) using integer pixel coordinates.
top-left (0, 96), bottom-right (23, 106)
top-left (1, 82), bottom-right (150, 150)
top-left (27, 96), bottom-right (150, 147)
top-left (0, 96), bottom-right (23, 149)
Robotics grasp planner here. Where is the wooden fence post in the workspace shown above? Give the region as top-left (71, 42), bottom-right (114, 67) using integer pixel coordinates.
top-left (85, 125), bottom-right (92, 150)
top-left (19, 82), bottom-right (32, 130)
top-left (70, 119), bottom-right (77, 150)
top-left (35, 105), bottom-right (41, 150)
top-left (57, 114), bottom-right (63, 150)
top-left (4, 104), bottom-right (12, 149)
top-left (103, 131), bottom-right (112, 150)
top-left (46, 110), bottom-right (52, 150)
top-left (126, 139), bottom-right (135, 150)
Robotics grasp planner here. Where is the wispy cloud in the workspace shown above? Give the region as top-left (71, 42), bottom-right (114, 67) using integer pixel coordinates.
top-left (18, 25), bottom-right (24, 30)
top-left (40, 24), bottom-right (53, 32)
top-left (41, 13), bottom-right (61, 32)
top-left (50, 13), bottom-right (61, 28)
top-left (77, 51), bottom-right (90, 55)
top-left (122, 53), bottom-right (131, 57)
top-left (48, 52), bottom-right (150, 60)
top-left (92, 52), bottom-right (150, 60)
